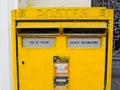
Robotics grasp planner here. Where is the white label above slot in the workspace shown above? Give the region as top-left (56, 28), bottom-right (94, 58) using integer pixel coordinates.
top-left (22, 38), bottom-right (56, 48)
top-left (68, 38), bottom-right (101, 48)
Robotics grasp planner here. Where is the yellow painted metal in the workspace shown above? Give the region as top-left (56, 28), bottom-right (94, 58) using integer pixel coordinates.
top-left (17, 22), bottom-right (107, 28)
top-left (12, 8), bottom-right (111, 20)
top-left (12, 8), bottom-right (113, 90)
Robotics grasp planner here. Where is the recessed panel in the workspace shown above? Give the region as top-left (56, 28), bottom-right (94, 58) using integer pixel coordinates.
top-left (67, 38), bottom-right (101, 48)
top-left (22, 38), bottom-right (56, 48)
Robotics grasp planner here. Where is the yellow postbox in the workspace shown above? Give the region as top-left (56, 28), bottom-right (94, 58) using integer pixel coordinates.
top-left (12, 8), bottom-right (113, 90)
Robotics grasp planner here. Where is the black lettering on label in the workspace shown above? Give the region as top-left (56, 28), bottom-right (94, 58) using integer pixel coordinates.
top-left (36, 41), bottom-right (39, 44)
top-left (70, 41), bottom-right (80, 44)
top-left (91, 41), bottom-right (98, 44)
top-left (70, 42), bottom-right (73, 44)
top-left (81, 41), bottom-right (98, 44)
top-left (46, 41), bottom-right (49, 44)
top-left (29, 40), bottom-right (50, 44)
top-left (40, 41), bottom-right (49, 44)
top-left (29, 41), bottom-right (34, 44)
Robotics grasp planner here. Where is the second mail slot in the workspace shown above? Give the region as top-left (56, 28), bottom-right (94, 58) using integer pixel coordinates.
top-left (63, 27), bottom-right (106, 48)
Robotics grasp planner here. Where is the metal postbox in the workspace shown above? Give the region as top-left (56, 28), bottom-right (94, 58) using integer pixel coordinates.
top-left (12, 8), bottom-right (113, 90)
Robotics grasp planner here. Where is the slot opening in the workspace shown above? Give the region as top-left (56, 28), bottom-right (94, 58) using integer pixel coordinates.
top-left (63, 28), bottom-right (107, 36)
top-left (17, 28), bottom-right (59, 36)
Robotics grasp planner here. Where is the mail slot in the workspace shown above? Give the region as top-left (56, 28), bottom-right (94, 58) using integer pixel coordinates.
top-left (17, 27), bottom-right (60, 36)
top-left (63, 28), bottom-right (106, 36)
top-left (12, 8), bottom-right (113, 90)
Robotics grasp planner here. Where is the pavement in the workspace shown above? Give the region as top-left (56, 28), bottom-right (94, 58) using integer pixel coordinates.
top-left (112, 78), bottom-right (120, 90)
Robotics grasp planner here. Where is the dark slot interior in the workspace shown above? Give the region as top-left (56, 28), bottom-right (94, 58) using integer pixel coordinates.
top-left (17, 28), bottom-right (59, 34)
top-left (63, 28), bottom-right (106, 34)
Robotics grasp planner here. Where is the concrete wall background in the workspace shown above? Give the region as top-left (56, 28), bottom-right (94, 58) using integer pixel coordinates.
top-left (19, 0), bottom-right (91, 7)
top-left (0, 0), bottom-right (10, 90)
top-left (0, 0), bottom-right (91, 90)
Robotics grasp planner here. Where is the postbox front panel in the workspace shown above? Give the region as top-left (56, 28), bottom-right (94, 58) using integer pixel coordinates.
top-left (17, 22), bottom-right (106, 90)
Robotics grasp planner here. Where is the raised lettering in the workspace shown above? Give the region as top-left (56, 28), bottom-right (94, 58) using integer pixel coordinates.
top-left (38, 9), bottom-right (44, 17)
top-left (19, 10), bottom-right (25, 17)
top-left (46, 9), bottom-right (53, 18)
top-left (80, 9), bottom-right (87, 18)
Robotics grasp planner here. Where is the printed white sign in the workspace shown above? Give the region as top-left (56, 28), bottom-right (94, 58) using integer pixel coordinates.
top-left (23, 38), bottom-right (55, 48)
top-left (68, 38), bottom-right (101, 48)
